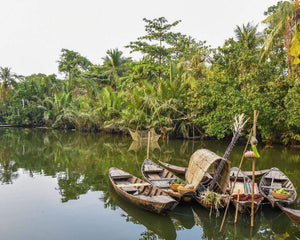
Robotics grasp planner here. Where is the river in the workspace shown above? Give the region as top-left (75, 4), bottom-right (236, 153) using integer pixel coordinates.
top-left (0, 128), bottom-right (299, 239)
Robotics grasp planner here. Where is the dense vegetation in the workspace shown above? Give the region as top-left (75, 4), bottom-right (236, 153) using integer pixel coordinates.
top-left (0, 2), bottom-right (299, 145)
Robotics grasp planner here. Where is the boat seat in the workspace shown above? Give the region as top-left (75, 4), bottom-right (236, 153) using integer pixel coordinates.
top-left (271, 182), bottom-right (282, 189)
top-left (110, 172), bottom-right (132, 180)
top-left (121, 186), bottom-right (139, 193)
top-left (144, 165), bottom-right (163, 173)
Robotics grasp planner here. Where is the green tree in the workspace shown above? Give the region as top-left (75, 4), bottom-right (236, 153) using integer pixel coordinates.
top-left (127, 17), bottom-right (181, 80)
top-left (58, 49), bottom-right (92, 89)
top-left (261, 1), bottom-right (299, 75)
top-left (0, 67), bottom-right (18, 103)
top-left (102, 48), bottom-right (131, 89)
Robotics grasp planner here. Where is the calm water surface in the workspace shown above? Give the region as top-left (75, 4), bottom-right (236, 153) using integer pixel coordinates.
top-left (0, 128), bottom-right (299, 240)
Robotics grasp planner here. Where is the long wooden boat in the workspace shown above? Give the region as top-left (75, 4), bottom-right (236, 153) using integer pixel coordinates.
top-left (141, 159), bottom-right (195, 201)
top-left (259, 167), bottom-right (297, 207)
top-left (129, 128), bottom-right (160, 142)
top-left (109, 167), bottom-right (178, 214)
top-left (276, 203), bottom-right (300, 224)
top-left (158, 161), bottom-right (268, 178)
top-left (230, 167), bottom-right (264, 214)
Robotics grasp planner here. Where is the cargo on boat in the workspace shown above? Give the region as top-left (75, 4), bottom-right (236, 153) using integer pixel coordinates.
top-left (141, 159), bottom-right (195, 202)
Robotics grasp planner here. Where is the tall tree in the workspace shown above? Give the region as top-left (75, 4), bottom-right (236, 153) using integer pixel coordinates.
top-left (127, 17), bottom-right (181, 79)
top-left (102, 48), bottom-right (131, 89)
top-left (58, 49), bottom-right (92, 89)
top-left (0, 67), bottom-right (18, 103)
top-left (261, 1), bottom-right (298, 75)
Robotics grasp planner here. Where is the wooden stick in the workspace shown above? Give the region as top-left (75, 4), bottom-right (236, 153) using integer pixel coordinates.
top-left (251, 110), bottom-right (257, 227)
top-left (219, 128), bottom-right (253, 232)
top-left (251, 157), bottom-right (255, 227)
top-left (234, 189), bottom-right (240, 224)
top-left (147, 131), bottom-right (150, 159)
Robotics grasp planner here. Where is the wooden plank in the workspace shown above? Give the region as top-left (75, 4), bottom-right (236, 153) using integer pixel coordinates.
top-left (117, 183), bottom-right (151, 188)
top-left (149, 178), bottom-right (177, 181)
top-left (144, 165), bottom-right (163, 173)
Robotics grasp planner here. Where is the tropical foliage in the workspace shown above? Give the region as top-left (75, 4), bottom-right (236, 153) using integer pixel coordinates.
top-left (0, 9), bottom-right (299, 145)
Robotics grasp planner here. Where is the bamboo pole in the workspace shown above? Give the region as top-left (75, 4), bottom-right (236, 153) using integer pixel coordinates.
top-left (147, 131), bottom-right (150, 159)
top-left (219, 128), bottom-right (253, 232)
top-left (251, 110), bottom-right (257, 227)
top-left (234, 189), bottom-right (240, 224)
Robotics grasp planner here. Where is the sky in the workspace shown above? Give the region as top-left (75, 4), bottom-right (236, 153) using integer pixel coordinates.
top-left (0, 0), bottom-right (278, 76)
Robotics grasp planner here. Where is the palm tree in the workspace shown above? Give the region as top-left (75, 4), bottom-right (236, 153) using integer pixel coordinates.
top-left (102, 48), bottom-right (131, 89)
top-left (0, 67), bottom-right (17, 103)
top-left (234, 23), bottom-right (262, 49)
top-left (261, 1), bottom-right (298, 75)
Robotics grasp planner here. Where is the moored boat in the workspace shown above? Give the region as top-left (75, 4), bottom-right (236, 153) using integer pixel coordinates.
top-left (259, 167), bottom-right (297, 207)
top-left (141, 159), bottom-right (195, 201)
top-left (109, 167), bottom-right (178, 214)
top-left (276, 203), bottom-right (300, 224)
top-left (230, 167), bottom-right (264, 214)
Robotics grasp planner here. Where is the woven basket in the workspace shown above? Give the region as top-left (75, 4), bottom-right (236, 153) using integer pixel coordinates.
top-left (169, 184), bottom-right (185, 192)
top-left (272, 191), bottom-right (290, 200)
top-left (177, 186), bottom-right (196, 194)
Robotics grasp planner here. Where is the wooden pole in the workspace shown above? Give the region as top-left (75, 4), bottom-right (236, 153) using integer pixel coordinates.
top-left (251, 110), bottom-right (257, 227)
top-left (147, 131), bottom-right (150, 159)
top-left (219, 128), bottom-right (253, 232)
top-left (234, 189), bottom-right (240, 224)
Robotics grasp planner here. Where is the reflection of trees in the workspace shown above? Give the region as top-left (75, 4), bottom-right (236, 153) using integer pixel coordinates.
top-left (0, 147), bottom-right (18, 184)
top-left (0, 128), bottom-right (299, 239)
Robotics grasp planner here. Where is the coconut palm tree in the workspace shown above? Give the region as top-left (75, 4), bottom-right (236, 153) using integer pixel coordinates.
top-left (102, 48), bottom-right (131, 89)
top-left (261, 1), bottom-right (298, 75)
top-left (0, 67), bottom-right (17, 103)
top-left (234, 23), bottom-right (262, 50)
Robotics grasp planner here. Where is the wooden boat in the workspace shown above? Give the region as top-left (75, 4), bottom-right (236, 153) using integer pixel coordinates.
top-left (259, 167), bottom-right (297, 207)
top-left (230, 167), bottom-right (264, 214)
top-left (158, 161), bottom-right (187, 175)
top-left (158, 160), bottom-right (268, 178)
top-left (109, 167), bottom-right (178, 214)
top-left (141, 159), bottom-right (195, 201)
top-left (129, 128), bottom-right (160, 142)
top-left (276, 203), bottom-right (300, 224)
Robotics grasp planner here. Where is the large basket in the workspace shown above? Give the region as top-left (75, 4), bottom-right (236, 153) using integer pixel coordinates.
top-left (272, 191), bottom-right (290, 200)
top-left (169, 183), bottom-right (185, 192)
top-left (177, 186), bottom-right (196, 194)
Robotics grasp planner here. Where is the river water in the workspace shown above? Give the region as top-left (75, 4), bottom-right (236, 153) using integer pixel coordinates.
top-left (0, 128), bottom-right (299, 240)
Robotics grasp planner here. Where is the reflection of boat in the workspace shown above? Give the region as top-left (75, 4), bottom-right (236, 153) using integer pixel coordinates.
top-left (230, 167), bottom-right (264, 214)
top-left (259, 167), bottom-right (297, 207)
top-left (128, 141), bottom-right (161, 153)
top-left (158, 160), bottom-right (268, 178)
top-left (129, 128), bottom-right (160, 142)
top-left (109, 186), bottom-right (177, 240)
top-left (109, 167), bottom-right (178, 214)
top-left (276, 203), bottom-right (300, 224)
top-left (141, 159), bottom-right (195, 201)
top-left (169, 205), bottom-right (195, 229)
top-left (192, 205), bottom-right (261, 239)
top-left (158, 161), bottom-right (187, 175)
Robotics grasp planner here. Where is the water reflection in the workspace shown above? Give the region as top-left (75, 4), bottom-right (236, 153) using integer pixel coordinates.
top-left (0, 147), bottom-right (18, 184)
top-left (108, 186), bottom-right (177, 240)
top-left (0, 128), bottom-right (299, 239)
